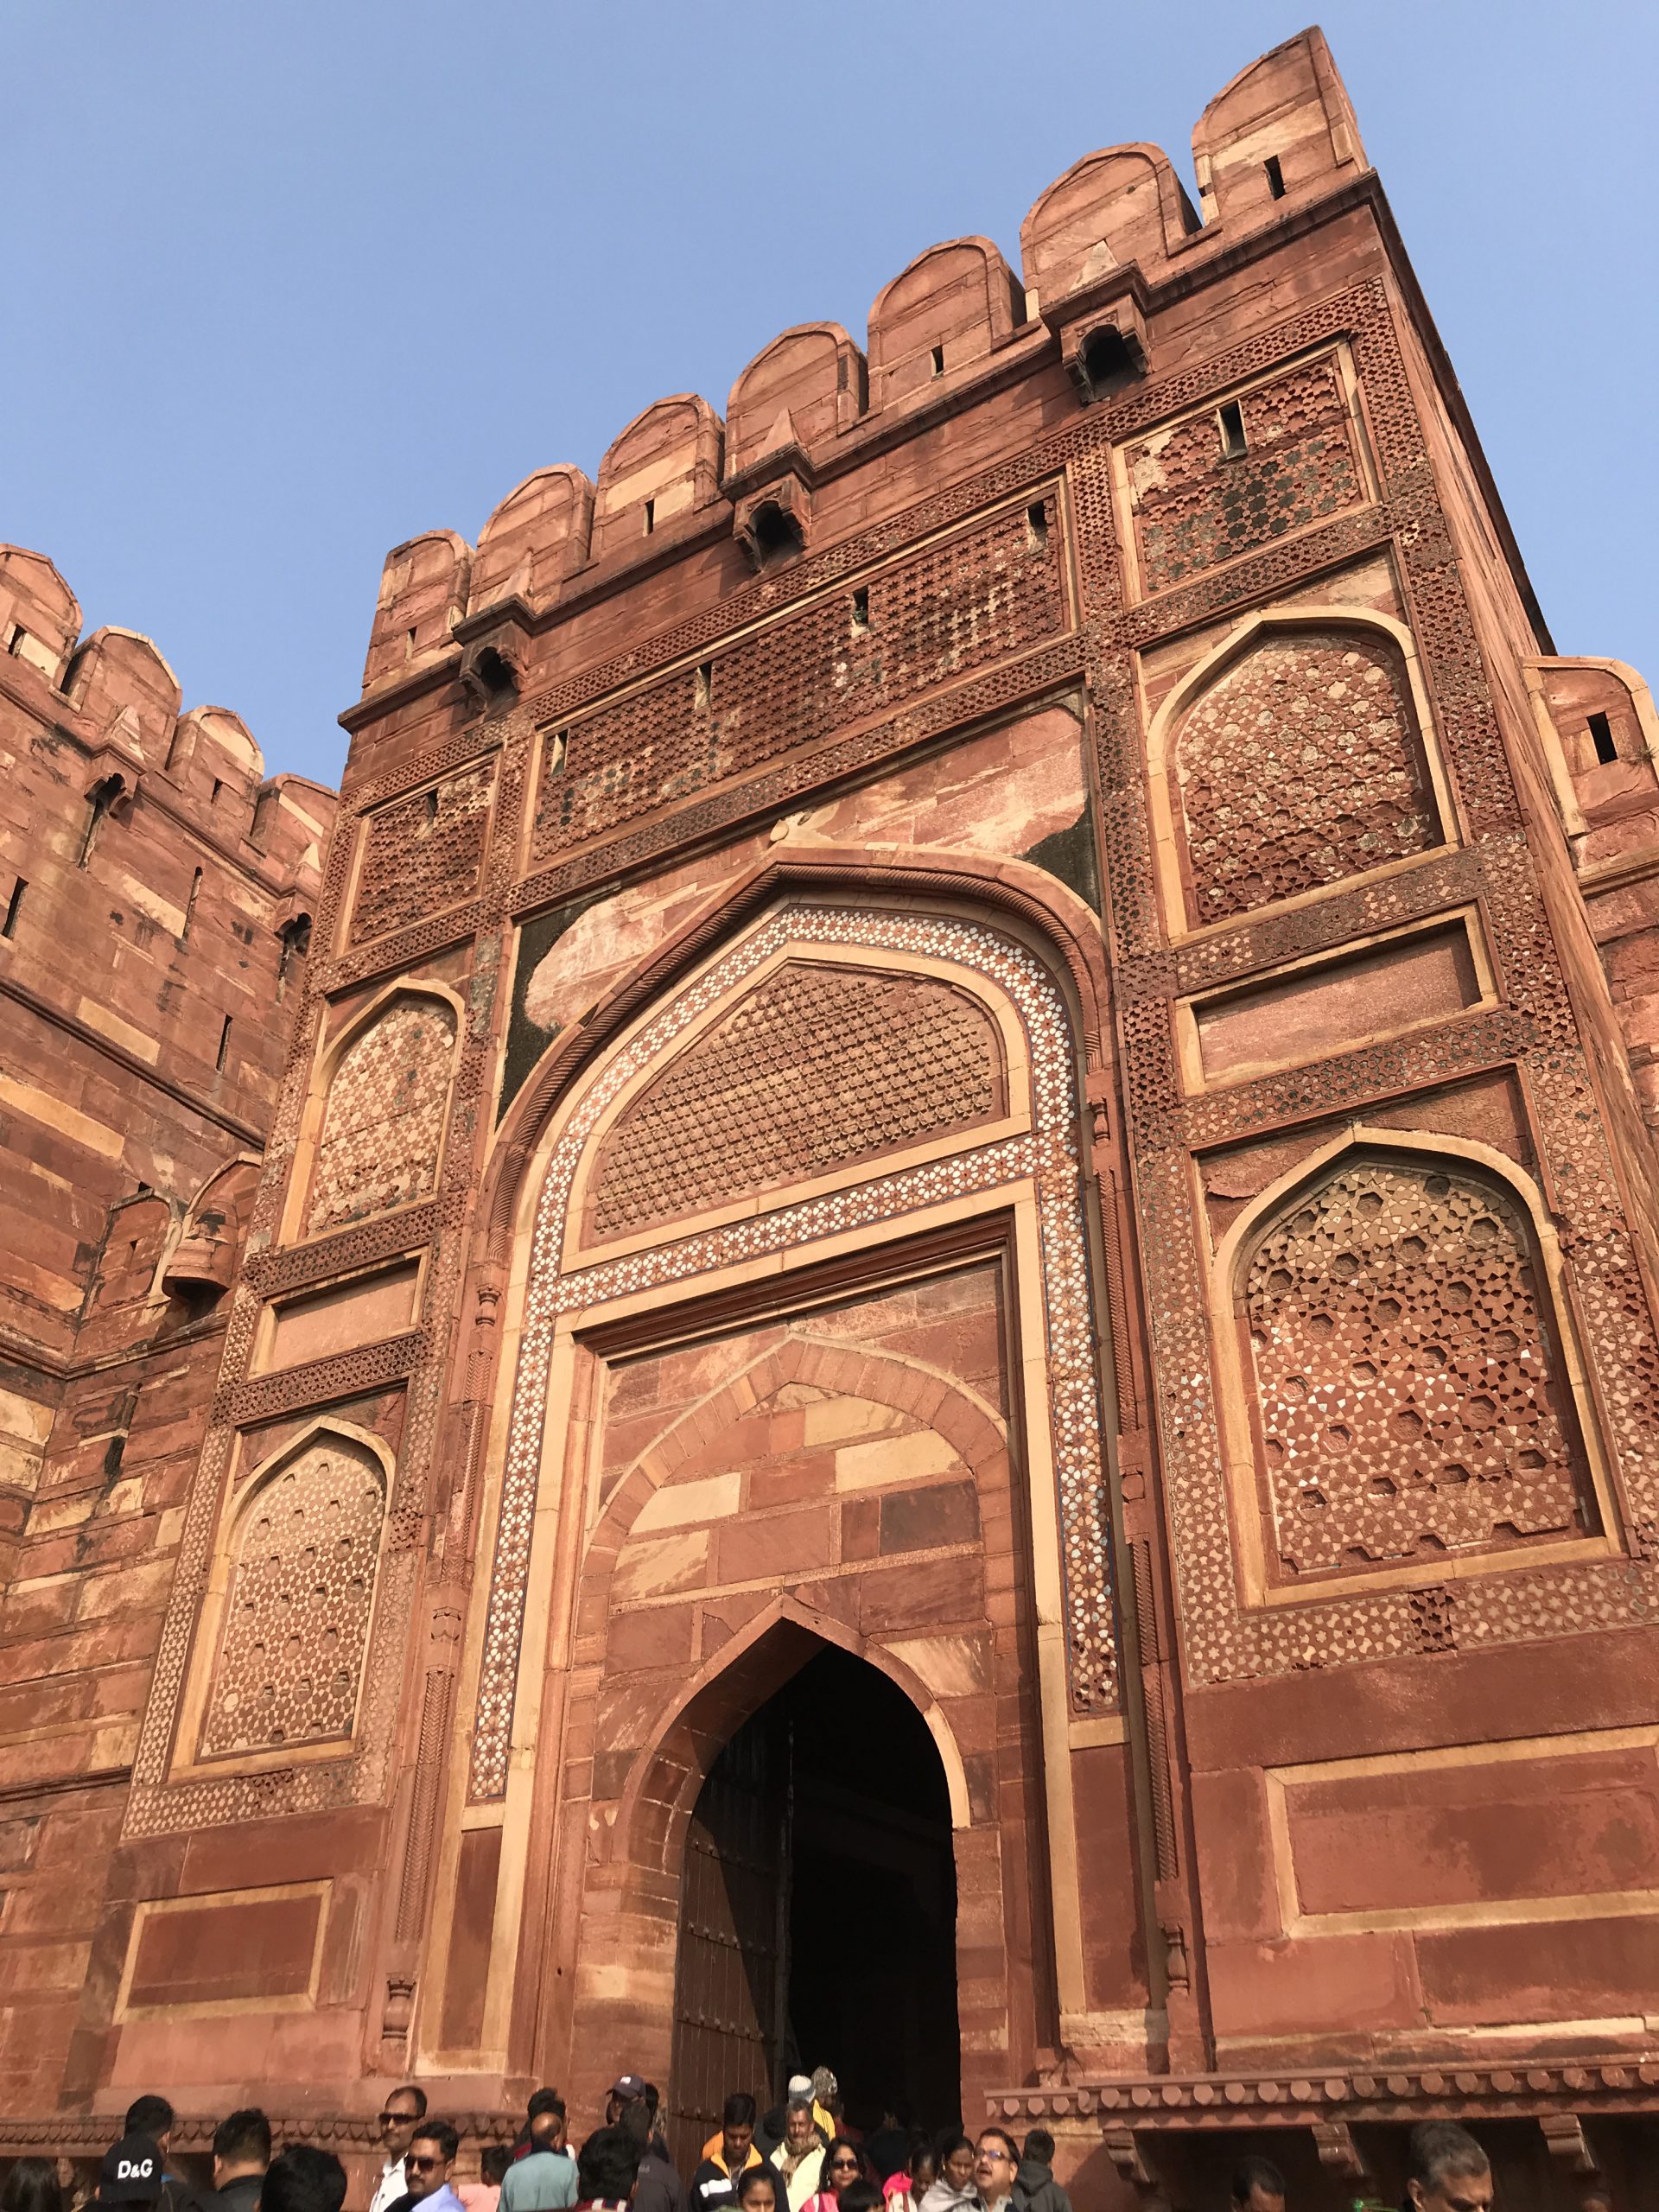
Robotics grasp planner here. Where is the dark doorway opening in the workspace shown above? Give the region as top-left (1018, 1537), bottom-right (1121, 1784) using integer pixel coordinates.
top-left (668, 1645), bottom-right (961, 2169)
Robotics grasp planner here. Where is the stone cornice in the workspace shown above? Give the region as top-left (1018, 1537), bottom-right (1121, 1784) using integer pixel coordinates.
top-left (983, 2055), bottom-right (1659, 2129)
top-left (0, 2113), bottom-right (520, 2158)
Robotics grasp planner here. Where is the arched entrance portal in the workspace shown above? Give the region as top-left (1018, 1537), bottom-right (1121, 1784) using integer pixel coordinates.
top-left (669, 1647), bottom-right (960, 2165)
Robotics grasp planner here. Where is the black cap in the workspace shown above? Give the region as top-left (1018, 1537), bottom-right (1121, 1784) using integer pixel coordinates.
top-left (99, 2136), bottom-right (163, 2203)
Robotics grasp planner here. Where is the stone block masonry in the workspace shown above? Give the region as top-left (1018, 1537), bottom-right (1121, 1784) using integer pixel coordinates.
top-left (4, 25), bottom-right (1659, 2212)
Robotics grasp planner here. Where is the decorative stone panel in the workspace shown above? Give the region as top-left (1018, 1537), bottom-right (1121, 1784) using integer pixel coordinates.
top-left (349, 760), bottom-right (495, 946)
top-left (199, 1433), bottom-right (386, 1757)
top-left (306, 995), bottom-right (456, 1236)
top-left (470, 901), bottom-right (1121, 1800)
top-left (588, 960), bottom-right (1004, 1242)
top-left (1176, 628), bottom-right (1438, 925)
top-left (1125, 354), bottom-right (1363, 594)
top-left (1243, 1155), bottom-right (1595, 1584)
top-left (529, 496), bottom-right (1068, 863)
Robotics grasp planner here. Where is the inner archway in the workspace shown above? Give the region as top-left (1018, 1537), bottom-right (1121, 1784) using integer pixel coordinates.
top-left (668, 1645), bottom-right (961, 2166)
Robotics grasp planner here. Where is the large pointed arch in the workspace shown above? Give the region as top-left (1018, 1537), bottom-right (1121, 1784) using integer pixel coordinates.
top-left (479, 842), bottom-right (1111, 1268)
top-left (425, 851), bottom-right (1130, 2075)
top-left (618, 1594), bottom-right (975, 1859)
top-left (467, 866), bottom-right (1120, 1802)
top-left (544, 1597), bottom-right (978, 2118)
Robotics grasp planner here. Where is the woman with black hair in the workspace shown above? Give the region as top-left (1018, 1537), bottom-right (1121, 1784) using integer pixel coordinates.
top-left (3, 2163), bottom-right (64, 2212)
top-left (735, 2171), bottom-right (781, 2212)
top-left (917, 2140), bottom-right (976, 2212)
top-left (802, 2141), bottom-right (866, 2212)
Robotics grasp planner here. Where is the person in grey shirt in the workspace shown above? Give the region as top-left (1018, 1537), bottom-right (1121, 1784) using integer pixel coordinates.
top-left (501, 2101), bottom-right (577, 2212)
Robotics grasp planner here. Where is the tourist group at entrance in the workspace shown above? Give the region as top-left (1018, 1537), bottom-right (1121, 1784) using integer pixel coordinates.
top-left (0, 2072), bottom-right (1515, 2212)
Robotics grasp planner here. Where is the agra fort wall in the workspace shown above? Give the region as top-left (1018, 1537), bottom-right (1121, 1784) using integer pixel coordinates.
top-left (4, 23), bottom-right (1659, 2211)
top-left (0, 549), bottom-right (333, 2101)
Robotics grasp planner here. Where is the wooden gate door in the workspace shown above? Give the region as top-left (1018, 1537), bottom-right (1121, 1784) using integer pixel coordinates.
top-left (667, 1709), bottom-right (790, 2173)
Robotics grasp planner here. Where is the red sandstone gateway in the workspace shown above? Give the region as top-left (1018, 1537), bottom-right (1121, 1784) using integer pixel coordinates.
top-left (3, 24), bottom-right (1659, 2212)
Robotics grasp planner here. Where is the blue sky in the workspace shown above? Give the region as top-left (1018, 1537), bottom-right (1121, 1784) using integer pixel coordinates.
top-left (8, 2), bottom-right (1655, 787)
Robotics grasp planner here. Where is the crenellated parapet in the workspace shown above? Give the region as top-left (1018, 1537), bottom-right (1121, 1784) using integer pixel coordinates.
top-left (0, 543), bottom-right (334, 882)
top-left (355, 27), bottom-right (1376, 705)
top-left (14, 20), bottom-right (1659, 2189)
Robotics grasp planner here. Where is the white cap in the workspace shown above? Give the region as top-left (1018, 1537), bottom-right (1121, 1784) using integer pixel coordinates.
top-left (787, 2075), bottom-right (813, 2096)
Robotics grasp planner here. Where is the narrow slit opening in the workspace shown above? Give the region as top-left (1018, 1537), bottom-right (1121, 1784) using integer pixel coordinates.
top-left (930, 343), bottom-right (945, 378)
top-left (1588, 712), bottom-right (1618, 765)
top-left (643, 498), bottom-right (656, 536)
top-left (182, 866), bottom-right (202, 941)
top-left (694, 662), bottom-right (712, 709)
top-left (276, 913), bottom-right (311, 992)
top-left (1264, 155), bottom-right (1287, 200)
top-left (850, 587), bottom-right (871, 635)
top-left (1217, 400), bottom-right (1248, 460)
top-left (215, 1014), bottom-right (232, 1072)
top-left (1027, 501), bottom-right (1049, 550)
top-left (2, 877), bottom-right (24, 938)
top-left (79, 776), bottom-right (122, 868)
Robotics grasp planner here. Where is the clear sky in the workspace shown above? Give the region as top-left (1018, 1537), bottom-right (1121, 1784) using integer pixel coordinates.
top-left (8, 1), bottom-right (1655, 788)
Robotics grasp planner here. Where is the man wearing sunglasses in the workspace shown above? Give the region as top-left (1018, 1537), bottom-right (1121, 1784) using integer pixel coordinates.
top-left (371, 2090), bottom-right (429, 2212)
top-left (393, 2123), bottom-right (465, 2212)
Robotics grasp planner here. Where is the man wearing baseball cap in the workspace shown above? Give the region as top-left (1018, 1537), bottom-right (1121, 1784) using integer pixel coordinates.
top-left (98, 2133), bottom-right (164, 2209)
top-left (603, 2077), bottom-right (648, 2127)
top-left (102, 2099), bottom-right (204, 2212)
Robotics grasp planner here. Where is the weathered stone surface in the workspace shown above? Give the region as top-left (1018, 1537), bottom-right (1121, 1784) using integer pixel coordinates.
top-left (4, 28), bottom-right (1659, 2210)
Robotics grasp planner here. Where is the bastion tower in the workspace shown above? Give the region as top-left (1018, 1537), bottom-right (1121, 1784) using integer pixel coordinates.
top-left (5, 27), bottom-right (1659, 2209)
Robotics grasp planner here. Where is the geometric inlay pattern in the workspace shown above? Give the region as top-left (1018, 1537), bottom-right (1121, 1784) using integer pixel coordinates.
top-left (1128, 354), bottom-right (1362, 593)
top-left (306, 996), bottom-right (456, 1236)
top-left (530, 499), bottom-right (1069, 862)
top-left (469, 901), bottom-right (1117, 1797)
top-left (589, 961), bottom-right (1003, 1241)
top-left (1245, 1156), bottom-right (1595, 1583)
top-left (199, 1435), bottom-right (385, 1757)
top-left (1178, 630), bottom-right (1440, 925)
top-left (350, 760), bottom-right (495, 946)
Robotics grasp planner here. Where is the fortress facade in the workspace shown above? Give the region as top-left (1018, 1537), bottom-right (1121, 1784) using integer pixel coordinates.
top-left (4, 28), bottom-right (1659, 2209)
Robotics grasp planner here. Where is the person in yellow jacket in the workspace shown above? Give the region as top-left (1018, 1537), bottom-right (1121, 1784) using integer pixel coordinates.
top-left (691, 2097), bottom-right (765, 2211)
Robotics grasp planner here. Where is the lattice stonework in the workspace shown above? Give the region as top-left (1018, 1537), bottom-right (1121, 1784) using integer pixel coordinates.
top-left (1177, 630), bottom-right (1438, 924)
top-left (350, 760), bottom-right (495, 945)
top-left (469, 903), bottom-right (1117, 1798)
top-left (307, 997), bottom-right (456, 1236)
top-left (1128, 356), bottom-right (1363, 594)
top-left (530, 499), bottom-right (1068, 863)
top-left (199, 1436), bottom-right (385, 1757)
top-left (1243, 1158), bottom-right (1595, 1585)
top-left (589, 962), bottom-right (1003, 1241)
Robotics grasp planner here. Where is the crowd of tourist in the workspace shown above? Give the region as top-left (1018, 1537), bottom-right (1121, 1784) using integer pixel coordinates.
top-left (0, 2073), bottom-right (1535, 2212)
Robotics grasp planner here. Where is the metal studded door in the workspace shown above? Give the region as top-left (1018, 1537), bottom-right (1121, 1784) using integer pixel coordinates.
top-left (667, 1708), bottom-right (790, 2175)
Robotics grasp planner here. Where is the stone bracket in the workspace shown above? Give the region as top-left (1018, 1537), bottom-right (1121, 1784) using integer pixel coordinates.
top-left (1313, 2121), bottom-right (1370, 2178)
top-left (1540, 2113), bottom-right (1596, 2173)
